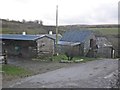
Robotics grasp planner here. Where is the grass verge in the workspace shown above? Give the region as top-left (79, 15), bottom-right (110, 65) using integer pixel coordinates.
top-left (2, 64), bottom-right (32, 80)
top-left (34, 54), bottom-right (96, 63)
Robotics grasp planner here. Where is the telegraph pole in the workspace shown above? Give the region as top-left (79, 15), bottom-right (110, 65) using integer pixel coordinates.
top-left (56, 5), bottom-right (58, 55)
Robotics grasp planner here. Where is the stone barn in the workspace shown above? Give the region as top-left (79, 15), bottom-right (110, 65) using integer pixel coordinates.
top-left (0, 34), bottom-right (55, 58)
top-left (96, 37), bottom-right (114, 58)
top-left (58, 30), bottom-right (97, 57)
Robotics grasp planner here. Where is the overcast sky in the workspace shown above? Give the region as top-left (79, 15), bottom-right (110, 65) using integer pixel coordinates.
top-left (0, 0), bottom-right (119, 25)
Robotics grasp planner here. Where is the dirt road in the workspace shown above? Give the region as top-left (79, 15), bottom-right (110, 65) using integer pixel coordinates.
top-left (7, 59), bottom-right (118, 88)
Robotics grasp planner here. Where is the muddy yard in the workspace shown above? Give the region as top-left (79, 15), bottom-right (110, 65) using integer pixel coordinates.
top-left (2, 57), bottom-right (78, 87)
top-left (2, 58), bottom-right (119, 88)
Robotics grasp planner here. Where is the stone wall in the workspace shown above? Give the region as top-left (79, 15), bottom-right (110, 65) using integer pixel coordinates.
top-left (36, 37), bottom-right (55, 55)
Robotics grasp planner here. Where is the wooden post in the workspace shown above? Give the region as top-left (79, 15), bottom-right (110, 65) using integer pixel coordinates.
top-left (3, 50), bottom-right (7, 64)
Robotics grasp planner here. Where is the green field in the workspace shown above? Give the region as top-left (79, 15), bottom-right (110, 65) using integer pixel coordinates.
top-left (90, 28), bottom-right (118, 36)
top-left (0, 27), bottom-right (118, 36)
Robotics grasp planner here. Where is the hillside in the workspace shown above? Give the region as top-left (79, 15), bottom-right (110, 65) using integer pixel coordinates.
top-left (0, 19), bottom-right (118, 35)
top-left (0, 19), bottom-right (57, 34)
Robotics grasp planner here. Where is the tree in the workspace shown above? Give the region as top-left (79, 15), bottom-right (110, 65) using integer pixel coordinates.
top-left (34, 20), bottom-right (39, 24)
top-left (40, 20), bottom-right (43, 26)
top-left (22, 19), bottom-right (26, 23)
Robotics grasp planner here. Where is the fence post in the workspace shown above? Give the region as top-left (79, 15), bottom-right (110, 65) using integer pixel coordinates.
top-left (3, 50), bottom-right (7, 64)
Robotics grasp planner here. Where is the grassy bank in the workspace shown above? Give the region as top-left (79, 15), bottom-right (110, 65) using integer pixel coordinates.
top-left (2, 64), bottom-right (32, 80)
top-left (34, 54), bottom-right (96, 63)
top-left (52, 54), bottom-right (96, 63)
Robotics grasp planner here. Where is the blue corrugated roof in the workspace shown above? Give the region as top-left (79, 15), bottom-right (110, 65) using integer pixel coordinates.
top-left (60, 30), bottom-right (93, 43)
top-left (0, 34), bottom-right (45, 41)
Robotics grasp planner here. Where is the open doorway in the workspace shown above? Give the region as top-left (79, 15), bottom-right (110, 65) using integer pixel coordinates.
top-left (90, 39), bottom-right (94, 48)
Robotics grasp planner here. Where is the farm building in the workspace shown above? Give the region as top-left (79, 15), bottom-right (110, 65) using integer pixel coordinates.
top-left (96, 37), bottom-right (114, 58)
top-left (45, 34), bottom-right (62, 43)
top-left (58, 30), bottom-right (97, 57)
top-left (0, 34), bottom-right (56, 58)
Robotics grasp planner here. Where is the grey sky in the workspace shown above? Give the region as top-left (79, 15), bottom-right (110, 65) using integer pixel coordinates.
top-left (0, 0), bottom-right (119, 25)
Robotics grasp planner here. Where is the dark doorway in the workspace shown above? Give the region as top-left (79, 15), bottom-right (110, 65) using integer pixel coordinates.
top-left (90, 39), bottom-right (94, 48)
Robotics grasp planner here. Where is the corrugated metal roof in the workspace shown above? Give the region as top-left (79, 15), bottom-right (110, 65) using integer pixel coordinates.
top-left (60, 30), bottom-right (93, 43)
top-left (0, 34), bottom-right (45, 41)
